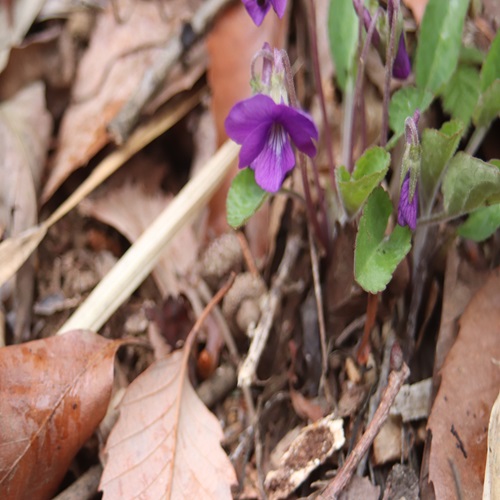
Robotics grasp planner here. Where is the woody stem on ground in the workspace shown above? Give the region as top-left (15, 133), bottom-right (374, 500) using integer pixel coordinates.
top-left (321, 344), bottom-right (410, 499)
top-left (108, 0), bottom-right (233, 143)
top-left (380, 0), bottom-right (399, 147)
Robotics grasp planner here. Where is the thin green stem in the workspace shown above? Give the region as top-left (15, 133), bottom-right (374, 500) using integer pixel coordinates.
top-left (465, 125), bottom-right (490, 156)
top-left (418, 210), bottom-right (466, 227)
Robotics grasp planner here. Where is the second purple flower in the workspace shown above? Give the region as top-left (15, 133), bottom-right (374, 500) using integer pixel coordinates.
top-left (225, 94), bottom-right (318, 193)
top-left (242, 0), bottom-right (287, 26)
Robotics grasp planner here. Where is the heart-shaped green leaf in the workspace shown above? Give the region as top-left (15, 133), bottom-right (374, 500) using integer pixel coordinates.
top-left (442, 153), bottom-right (500, 216)
top-left (226, 168), bottom-right (269, 229)
top-left (388, 86), bottom-right (433, 144)
top-left (440, 65), bottom-right (480, 126)
top-left (420, 120), bottom-right (464, 211)
top-left (354, 188), bottom-right (412, 293)
top-left (337, 147), bottom-right (390, 217)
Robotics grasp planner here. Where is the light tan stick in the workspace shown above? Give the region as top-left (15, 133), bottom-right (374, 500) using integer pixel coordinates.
top-left (58, 140), bottom-right (239, 334)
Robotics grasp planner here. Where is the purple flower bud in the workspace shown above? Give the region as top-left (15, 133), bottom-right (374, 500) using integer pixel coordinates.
top-left (397, 173), bottom-right (418, 231)
top-left (225, 94), bottom-right (318, 192)
top-left (392, 34), bottom-right (411, 80)
top-left (242, 0), bottom-right (287, 27)
top-left (364, 8), bottom-right (382, 48)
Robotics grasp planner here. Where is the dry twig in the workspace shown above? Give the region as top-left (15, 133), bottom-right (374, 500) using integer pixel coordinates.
top-left (321, 344), bottom-right (410, 499)
top-left (237, 232), bottom-right (302, 388)
top-left (108, 0), bottom-right (234, 143)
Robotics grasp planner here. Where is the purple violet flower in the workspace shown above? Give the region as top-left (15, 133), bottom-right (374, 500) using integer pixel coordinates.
top-left (392, 34), bottom-right (411, 80)
top-left (397, 173), bottom-right (418, 231)
top-left (242, 0), bottom-right (287, 27)
top-left (225, 94), bottom-right (318, 193)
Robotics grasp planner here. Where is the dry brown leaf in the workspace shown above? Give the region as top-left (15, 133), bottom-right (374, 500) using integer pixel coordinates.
top-left (0, 330), bottom-right (124, 499)
top-left (0, 81), bottom-right (52, 339)
top-left (0, 0), bottom-right (45, 72)
top-left (79, 175), bottom-right (198, 298)
top-left (0, 81), bottom-right (51, 239)
top-left (339, 475), bottom-right (380, 500)
top-left (435, 245), bottom-right (488, 376)
top-left (290, 388), bottom-right (325, 422)
top-left (483, 389), bottom-right (500, 499)
top-left (42, 0), bottom-right (203, 201)
top-left (99, 348), bottom-right (237, 499)
top-left (402, 0), bottom-right (430, 25)
top-left (426, 268), bottom-right (500, 499)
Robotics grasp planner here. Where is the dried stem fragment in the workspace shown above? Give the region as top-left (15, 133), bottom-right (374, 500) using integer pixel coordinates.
top-left (321, 345), bottom-right (410, 499)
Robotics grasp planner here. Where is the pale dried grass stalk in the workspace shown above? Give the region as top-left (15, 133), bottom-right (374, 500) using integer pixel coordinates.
top-left (58, 140), bottom-right (239, 334)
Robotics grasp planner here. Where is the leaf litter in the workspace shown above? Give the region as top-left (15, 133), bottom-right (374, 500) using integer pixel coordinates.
top-left (0, 0), bottom-right (500, 499)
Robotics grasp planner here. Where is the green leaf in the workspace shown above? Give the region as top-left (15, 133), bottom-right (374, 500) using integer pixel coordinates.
top-left (337, 147), bottom-right (391, 217)
top-left (473, 79), bottom-right (500, 127)
top-left (440, 65), bottom-right (480, 125)
top-left (420, 120), bottom-right (464, 211)
top-left (442, 153), bottom-right (500, 216)
top-left (457, 205), bottom-right (500, 242)
top-left (480, 30), bottom-right (500, 92)
top-left (459, 45), bottom-right (485, 66)
top-left (388, 86), bottom-right (433, 141)
top-left (226, 169), bottom-right (269, 229)
top-left (415, 0), bottom-right (470, 94)
top-left (328, 0), bottom-right (359, 92)
top-left (354, 188), bottom-right (412, 293)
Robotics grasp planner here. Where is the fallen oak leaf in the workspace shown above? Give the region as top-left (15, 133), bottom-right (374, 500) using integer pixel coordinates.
top-left (0, 330), bottom-right (127, 499)
top-left (426, 268), bottom-right (500, 499)
top-left (99, 277), bottom-right (237, 499)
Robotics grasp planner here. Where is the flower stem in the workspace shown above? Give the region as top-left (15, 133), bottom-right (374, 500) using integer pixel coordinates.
top-left (381, 0), bottom-right (399, 147)
top-left (465, 125), bottom-right (490, 156)
top-left (348, 7), bottom-right (383, 172)
top-left (282, 50), bottom-right (329, 249)
top-left (343, 75), bottom-right (356, 171)
top-left (306, 0), bottom-right (337, 194)
top-left (418, 210), bottom-right (466, 227)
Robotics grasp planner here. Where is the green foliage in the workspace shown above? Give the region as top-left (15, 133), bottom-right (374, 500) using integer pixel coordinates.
top-left (328, 0), bottom-right (359, 92)
top-left (471, 31), bottom-right (500, 127)
top-left (420, 120), bottom-right (464, 211)
top-left (459, 45), bottom-right (485, 66)
top-left (442, 153), bottom-right (500, 216)
top-left (473, 80), bottom-right (500, 127)
top-left (415, 0), bottom-right (470, 94)
top-left (226, 169), bottom-right (268, 229)
top-left (480, 31), bottom-right (500, 92)
top-left (354, 188), bottom-right (412, 293)
top-left (337, 147), bottom-right (391, 217)
top-left (388, 86), bottom-right (433, 142)
top-left (440, 65), bottom-right (480, 126)
top-left (457, 206), bottom-right (500, 242)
